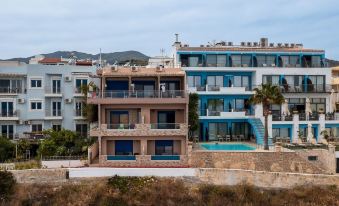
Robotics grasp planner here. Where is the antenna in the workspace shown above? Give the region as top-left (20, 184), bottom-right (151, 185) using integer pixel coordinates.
top-left (160, 48), bottom-right (165, 67)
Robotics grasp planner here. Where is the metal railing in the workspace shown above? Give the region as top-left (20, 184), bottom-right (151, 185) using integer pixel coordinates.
top-left (74, 109), bottom-right (85, 117)
top-left (150, 123), bottom-right (181, 129)
top-left (272, 114), bottom-right (293, 121)
top-left (45, 110), bottom-right (62, 117)
top-left (45, 87), bottom-right (61, 94)
top-left (298, 113), bottom-right (319, 121)
top-left (89, 90), bottom-right (186, 98)
top-left (107, 124), bottom-right (136, 129)
top-left (0, 110), bottom-right (19, 117)
top-left (200, 109), bottom-right (253, 116)
top-left (276, 84), bottom-right (331, 93)
top-left (0, 87), bottom-right (25, 94)
top-left (23, 132), bottom-right (45, 139)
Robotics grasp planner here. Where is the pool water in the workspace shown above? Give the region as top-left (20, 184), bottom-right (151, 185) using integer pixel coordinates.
top-left (200, 143), bottom-right (256, 151)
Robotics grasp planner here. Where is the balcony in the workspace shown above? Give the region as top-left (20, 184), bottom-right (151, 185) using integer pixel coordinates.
top-left (272, 114), bottom-right (293, 121)
top-left (200, 109), bottom-right (253, 119)
top-left (74, 109), bottom-right (86, 120)
top-left (0, 110), bottom-right (19, 120)
top-left (277, 84), bottom-right (331, 93)
top-left (0, 87), bottom-right (25, 95)
top-left (188, 85), bottom-right (252, 94)
top-left (90, 123), bottom-right (187, 137)
top-left (87, 90), bottom-right (187, 105)
top-left (45, 87), bottom-right (62, 97)
top-left (22, 132), bottom-right (45, 140)
top-left (45, 110), bottom-right (63, 120)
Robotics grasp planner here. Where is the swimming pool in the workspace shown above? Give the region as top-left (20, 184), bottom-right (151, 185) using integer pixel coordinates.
top-left (200, 143), bottom-right (256, 151)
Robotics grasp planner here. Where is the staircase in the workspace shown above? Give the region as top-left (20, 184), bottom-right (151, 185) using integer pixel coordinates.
top-left (248, 118), bottom-right (272, 146)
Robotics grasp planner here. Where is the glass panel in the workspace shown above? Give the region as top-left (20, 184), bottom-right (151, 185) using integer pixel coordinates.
top-left (272, 76), bottom-right (280, 85)
top-left (312, 56), bottom-right (321, 67)
top-left (195, 76), bottom-right (201, 87)
top-left (242, 76), bottom-right (249, 90)
top-left (187, 76), bottom-right (194, 87)
top-left (188, 57), bottom-right (199, 67)
top-left (216, 76), bottom-right (223, 87)
top-left (290, 56), bottom-right (299, 67)
top-left (281, 56), bottom-right (289, 67)
top-left (217, 55), bottom-right (227, 67)
top-left (280, 128), bottom-right (289, 137)
top-left (256, 55), bottom-right (266, 66)
top-left (208, 123), bottom-right (217, 140)
top-left (241, 55), bottom-right (251, 67)
top-left (206, 55), bottom-right (217, 67)
top-left (207, 76), bottom-right (215, 85)
top-left (234, 76), bottom-right (242, 87)
top-left (231, 55), bottom-right (241, 67)
top-left (235, 99), bottom-right (244, 110)
top-left (266, 56), bottom-right (276, 66)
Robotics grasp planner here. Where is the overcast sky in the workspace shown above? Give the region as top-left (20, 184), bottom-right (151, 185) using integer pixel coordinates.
top-left (1, 0), bottom-right (339, 59)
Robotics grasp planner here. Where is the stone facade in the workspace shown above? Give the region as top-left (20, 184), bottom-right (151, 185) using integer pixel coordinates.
top-left (98, 155), bottom-right (188, 167)
top-left (190, 147), bottom-right (336, 174)
top-left (90, 124), bottom-right (188, 137)
top-left (197, 168), bottom-right (339, 188)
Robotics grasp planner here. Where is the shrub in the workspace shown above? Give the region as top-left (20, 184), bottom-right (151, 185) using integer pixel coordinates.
top-left (107, 175), bottom-right (156, 194)
top-left (0, 137), bottom-right (15, 162)
top-left (0, 171), bottom-right (16, 202)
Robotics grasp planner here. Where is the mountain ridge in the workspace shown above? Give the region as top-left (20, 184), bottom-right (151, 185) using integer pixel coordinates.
top-left (1, 50), bottom-right (150, 65)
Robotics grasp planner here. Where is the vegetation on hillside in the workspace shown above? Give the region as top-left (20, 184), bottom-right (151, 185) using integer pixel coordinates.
top-left (0, 171), bottom-right (16, 203)
top-left (2, 176), bottom-right (338, 206)
top-left (38, 129), bottom-right (93, 157)
top-left (0, 137), bottom-right (15, 162)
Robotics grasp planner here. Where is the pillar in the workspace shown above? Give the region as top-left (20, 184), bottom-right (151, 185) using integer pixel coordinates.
top-left (140, 139), bottom-right (147, 155)
top-left (267, 114), bottom-right (272, 139)
top-left (292, 113), bottom-right (299, 143)
top-left (318, 113), bottom-right (325, 143)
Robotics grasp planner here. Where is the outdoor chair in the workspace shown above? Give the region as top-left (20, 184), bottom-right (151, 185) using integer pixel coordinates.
top-left (225, 135), bottom-right (231, 142)
top-left (239, 135), bottom-right (245, 141)
top-left (283, 137), bottom-right (290, 143)
top-left (235, 135), bottom-right (241, 141)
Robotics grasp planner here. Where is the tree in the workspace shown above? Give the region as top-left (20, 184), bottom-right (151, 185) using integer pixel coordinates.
top-left (188, 93), bottom-right (199, 141)
top-left (0, 137), bottom-right (15, 162)
top-left (249, 84), bottom-right (285, 150)
top-left (16, 139), bottom-right (31, 159)
top-left (81, 82), bottom-right (98, 122)
top-left (38, 129), bottom-right (93, 157)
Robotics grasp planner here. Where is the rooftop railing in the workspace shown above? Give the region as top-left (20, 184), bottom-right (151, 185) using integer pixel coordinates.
top-left (89, 90), bottom-right (186, 99)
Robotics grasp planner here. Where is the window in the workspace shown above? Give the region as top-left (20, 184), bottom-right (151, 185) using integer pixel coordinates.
top-left (75, 101), bottom-right (84, 117)
top-left (235, 99), bottom-right (245, 111)
top-left (206, 55), bottom-right (217, 67)
top-left (209, 123), bottom-right (227, 141)
top-left (1, 101), bottom-right (14, 117)
top-left (217, 55), bottom-right (227, 67)
top-left (207, 76), bottom-right (223, 87)
top-left (287, 98), bottom-right (305, 113)
top-left (155, 140), bottom-right (173, 155)
top-left (52, 101), bottom-right (62, 116)
top-left (256, 55), bottom-right (276, 67)
top-left (30, 79), bottom-right (42, 88)
top-left (52, 124), bottom-right (61, 131)
top-left (234, 76), bottom-right (249, 90)
top-left (311, 56), bottom-right (321, 67)
top-left (1, 125), bottom-right (14, 139)
top-left (76, 124), bottom-right (88, 137)
top-left (188, 57), bottom-right (199, 67)
top-left (32, 124), bottom-right (43, 133)
top-left (75, 79), bottom-right (88, 93)
top-left (187, 76), bottom-right (201, 87)
top-left (263, 75), bottom-right (280, 85)
top-left (30, 101), bottom-right (43, 110)
top-left (231, 55), bottom-right (241, 67)
top-left (280, 56), bottom-right (300, 67)
top-left (52, 79), bottom-right (61, 93)
top-left (272, 128), bottom-right (290, 138)
top-left (310, 98), bottom-right (326, 113)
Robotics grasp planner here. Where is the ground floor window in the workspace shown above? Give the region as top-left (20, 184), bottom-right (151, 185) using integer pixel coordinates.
top-left (310, 98), bottom-right (326, 113)
top-left (76, 124), bottom-right (87, 137)
top-left (31, 124), bottom-right (42, 133)
top-left (115, 140), bottom-right (133, 155)
top-left (1, 125), bottom-right (14, 139)
top-left (155, 140), bottom-right (173, 155)
top-left (52, 124), bottom-right (61, 131)
top-left (208, 123), bottom-right (227, 141)
top-left (272, 128), bottom-right (290, 138)
top-left (231, 122), bottom-right (250, 139)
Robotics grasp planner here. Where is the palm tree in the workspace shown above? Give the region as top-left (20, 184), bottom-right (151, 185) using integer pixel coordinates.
top-left (249, 84), bottom-right (285, 150)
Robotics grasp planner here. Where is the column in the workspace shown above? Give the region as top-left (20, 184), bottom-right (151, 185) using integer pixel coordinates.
top-left (140, 139), bottom-right (147, 155)
top-left (267, 114), bottom-right (272, 139)
top-left (292, 113), bottom-right (299, 143)
top-left (98, 136), bottom-right (102, 163)
top-left (318, 113), bottom-right (325, 143)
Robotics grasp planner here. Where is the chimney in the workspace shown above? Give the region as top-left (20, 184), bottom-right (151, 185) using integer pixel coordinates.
top-left (260, 38), bottom-right (268, 48)
top-left (173, 33), bottom-right (181, 49)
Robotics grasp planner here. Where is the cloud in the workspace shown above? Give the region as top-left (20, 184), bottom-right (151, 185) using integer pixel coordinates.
top-left (0, 0), bottom-right (338, 59)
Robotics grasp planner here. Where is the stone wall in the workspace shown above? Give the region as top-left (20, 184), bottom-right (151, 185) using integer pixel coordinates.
top-left (197, 168), bottom-right (339, 188)
top-left (190, 149), bottom-right (334, 174)
top-left (99, 155), bottom-right (188, 167)
top-left (10, 169), bottom-right (67, 183)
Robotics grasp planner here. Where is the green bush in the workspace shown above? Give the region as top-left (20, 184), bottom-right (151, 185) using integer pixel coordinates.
top-left (107, 175), bottom-right (156, 194)
top-left (0, 137), bottom-right (15, 162)
top-left (0, 171), bottom-right (16, 202)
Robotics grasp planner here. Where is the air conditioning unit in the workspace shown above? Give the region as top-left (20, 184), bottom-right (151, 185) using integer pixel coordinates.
top-left (253, 42), bottom-right (259, 47)
top-left (290, 43), bottom-right (296, 48)
top-left (228, 42), bottom-right (233, 46)
top-left (183, 44), bottom-right (189, 47)
top-left (18, 98), bottom-right (25, 104)
top-left (269, 43), bottom-right (275, 47)
top-left (65, 76), bottom-right (72, 82)
top-left (17, 120), bottom-right (24, 125)
top-left (24, 120), bottom-right (31, 125)
top-left (277, 43), bottom-right (283, 47)
top-left (284, 43), bottom-right (289, 47)
top-left (241, 42), bottom-right (246, 46)
top-left (247, 42), bottom-right (252, 47)
top-left (200, 45), bottom-right (204, 47)
top-left (65, 98), bottom-right (72, 104)
top-left (156, 66), bottom-right (164, 72)
top-left (131, 66), bottom-right (138, 72)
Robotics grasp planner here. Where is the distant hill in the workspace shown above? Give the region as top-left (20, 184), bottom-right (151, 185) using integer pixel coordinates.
top-left (326, 58), bottom-right (339, 67)
top-left (2, 50), bottom-right (150, 65)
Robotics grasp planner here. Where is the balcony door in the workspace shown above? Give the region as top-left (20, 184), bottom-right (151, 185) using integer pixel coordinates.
top-left (158, 111), bottom-right (175, 129)
top-left (52, 101), bottom-right (61, 116)
top-left (52, 79), bottom-right (61, 93)
top-left (1, 102), bottom-right (13, 117)
top-left (110, 111), bottom-right (129, 129)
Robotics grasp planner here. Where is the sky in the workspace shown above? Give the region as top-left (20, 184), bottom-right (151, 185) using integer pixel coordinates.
top-left (1, 0), bottom-right (339, 59)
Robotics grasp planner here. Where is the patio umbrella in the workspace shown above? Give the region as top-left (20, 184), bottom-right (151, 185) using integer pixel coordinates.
top-left (307, 123), bottom-right (314, 143)
top-left (305, 97), bottom-right (312, 116)
top-left (282, 99), bottom-right (290, 116)
top-left (330, 89), bottom-right (336, 112)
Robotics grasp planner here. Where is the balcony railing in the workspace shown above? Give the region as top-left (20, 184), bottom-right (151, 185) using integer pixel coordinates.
top-left (107, 124), bottom-right (136, 129)
top-left (298, 113), bottom-right (319, 121)
top-left (45, 87), bottom-right (61, 94)
top-left (0, 110), bottom-right (19, 117)
top-left (276, 84), bottom-right (331, 93)
top-left (74, 109), bottom-right (85, 117)
top-left (200, 109), bottom-right (253, 116)
top-left (150, 123), bottom-right (181, 129)
top-left (45, 110), bottom-right (62, 117)
top-left (23, 132), bottom-right (45, 139)
top-left (272, 114), bottom-right (293, 121)
top-left (0, 87), bottom-right (25, 94)
top-left (89, 90), bottom-right (186, 99)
